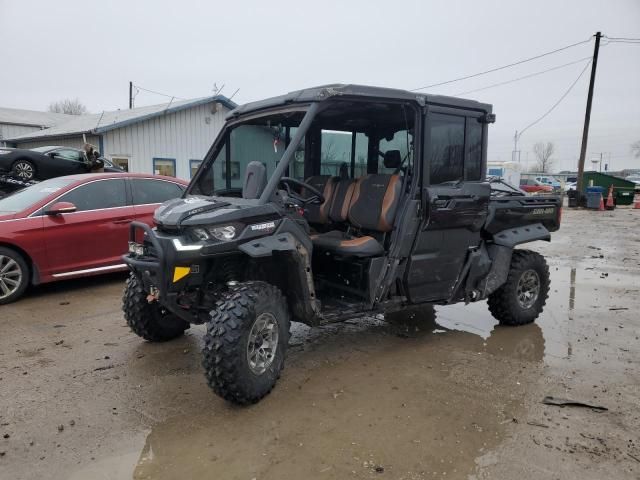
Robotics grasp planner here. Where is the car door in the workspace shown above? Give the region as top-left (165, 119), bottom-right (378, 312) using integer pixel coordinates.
top-left (48, 149), bottom-right (89, 177)
top-left (405, 109), bottom-right (491, 303)
top-left (130, 178), bottom-right (185, 224)
top-left (41, 178), bottom-right (134, 275)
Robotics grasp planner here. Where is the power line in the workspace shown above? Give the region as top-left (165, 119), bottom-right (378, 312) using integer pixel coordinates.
top-left (517, 60), bottom-right (592, 139)
top-left (454, 56), bottom-right (592, 96)
top-left (605, 40), bottom-right (640, 45)
top-left (410, 37), bottom-right (593, 91)
top-left (604, 36), bottom-right (640, 41)
top-left (133, 85), bottom-right (186, 101)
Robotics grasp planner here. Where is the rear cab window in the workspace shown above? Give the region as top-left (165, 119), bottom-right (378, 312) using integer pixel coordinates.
top-left (425, 112), bottom-right (484, 185)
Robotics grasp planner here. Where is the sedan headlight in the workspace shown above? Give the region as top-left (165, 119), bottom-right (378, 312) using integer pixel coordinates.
top-left (210, 225), bottom-right (236, 241)
top-left (0, 149), bottom-right (12, 155)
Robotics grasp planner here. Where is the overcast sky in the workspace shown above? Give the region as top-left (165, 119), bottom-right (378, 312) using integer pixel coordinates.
top-left (1, 0), bottom-right (638, 171)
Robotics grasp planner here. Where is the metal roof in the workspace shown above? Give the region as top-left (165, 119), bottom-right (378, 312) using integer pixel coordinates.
top-left (0, 107), bottom-right (75, 127)
top-left (6, 95), bottom-right (236, 142)
top-left (229, 84), bottom-right (493, 118)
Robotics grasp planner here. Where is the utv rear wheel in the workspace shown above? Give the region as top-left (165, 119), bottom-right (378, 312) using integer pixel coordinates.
top-left (202, 281), bottom-right (290, 405)
top-left (487, 250), bottom-right (550, 326)
top-left (122, 273), bottom-right (189, 341)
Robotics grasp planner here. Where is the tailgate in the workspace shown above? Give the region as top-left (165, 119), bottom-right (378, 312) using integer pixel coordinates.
top-left (486, 195), bottom-right (562, 234)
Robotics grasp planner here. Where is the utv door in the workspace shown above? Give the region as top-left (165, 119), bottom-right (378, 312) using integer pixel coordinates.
top-left (405, 109), bottom-right (490, 303)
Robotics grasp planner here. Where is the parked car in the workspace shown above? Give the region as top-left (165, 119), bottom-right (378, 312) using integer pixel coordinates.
top-left (519, 178), bottom-right (554, 194)
top-left (0, 173), bottom-right (188, 304)
top-left (101, 157), bottom-right (126, 173)
top-left (534, 176), bottom-right (561, 190)
top-left (625, 175), bottom-right (640, 192)
top-left (0, 146), bottom-right (122, 181)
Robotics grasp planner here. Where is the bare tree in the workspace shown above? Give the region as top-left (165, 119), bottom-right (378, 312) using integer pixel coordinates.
top-left (48, 98), bottom-right (88, 115)
top-left (632, 140), bottom-right (640, 159)
top-left (532, 141), bottom-right (555, 173)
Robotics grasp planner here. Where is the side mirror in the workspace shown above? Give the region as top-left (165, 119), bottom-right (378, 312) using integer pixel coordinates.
top-left (46, 202), bottom-right (77, 215)
top-left (48, 152), bottom-right (58, 158)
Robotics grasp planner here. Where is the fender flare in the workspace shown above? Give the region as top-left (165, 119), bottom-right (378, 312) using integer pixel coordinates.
top-left (492, 223), bottom-right (550, 248)
top-left (238, 232), bottom-right (321, 325)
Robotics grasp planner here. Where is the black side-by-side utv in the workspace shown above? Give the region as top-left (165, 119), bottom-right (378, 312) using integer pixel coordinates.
top-left (123, 84), bottom-right (561, 405)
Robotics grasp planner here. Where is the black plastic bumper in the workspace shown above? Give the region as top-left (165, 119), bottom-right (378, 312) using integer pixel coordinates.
top-left (122, 221), bottom-right (200, 323)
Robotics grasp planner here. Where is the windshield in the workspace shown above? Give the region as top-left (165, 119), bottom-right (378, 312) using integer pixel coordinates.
top-left (30, 146), bottom-right (58, 153)
top-left (0, 178), bottom-right (74, 214)
top-left (191, 109), bottom-right (308, 197)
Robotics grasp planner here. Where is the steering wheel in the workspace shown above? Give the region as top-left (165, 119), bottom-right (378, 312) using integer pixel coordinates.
top-left (278, 177), bottom-right (325, 206)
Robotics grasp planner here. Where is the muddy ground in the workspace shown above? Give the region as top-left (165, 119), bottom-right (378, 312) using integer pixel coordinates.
top-left (1, 208), bottom-right (639, 480)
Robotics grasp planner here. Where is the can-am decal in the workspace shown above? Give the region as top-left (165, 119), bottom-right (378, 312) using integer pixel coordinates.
top-left (250, 221), bottom-right (276, 232)
top-left (531, 207), bottom-right (555, 215)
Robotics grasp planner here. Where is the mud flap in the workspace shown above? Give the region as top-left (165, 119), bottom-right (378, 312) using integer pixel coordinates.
top-left (478, 244), bottom-right (513, 297)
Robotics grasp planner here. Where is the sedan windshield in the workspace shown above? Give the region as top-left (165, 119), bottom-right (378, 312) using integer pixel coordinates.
top-left (30, 146), bottom-right (59, 153)
top-left (0, 178), bottom-right (75, 214)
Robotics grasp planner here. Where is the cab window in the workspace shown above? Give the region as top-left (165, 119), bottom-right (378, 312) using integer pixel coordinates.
top-left (426, 112), bottom-right (484, 184)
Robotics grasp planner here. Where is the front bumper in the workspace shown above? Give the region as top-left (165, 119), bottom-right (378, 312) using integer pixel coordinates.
top-left (123, 221), bottom-right (204, 323)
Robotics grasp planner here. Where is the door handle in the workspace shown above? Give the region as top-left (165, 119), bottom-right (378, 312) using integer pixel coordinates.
top-left (113, 219), bottom-right (133, 224)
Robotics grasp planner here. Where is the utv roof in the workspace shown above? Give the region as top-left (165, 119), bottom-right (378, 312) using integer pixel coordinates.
top-left (229, 84), bottom-right (492, 118)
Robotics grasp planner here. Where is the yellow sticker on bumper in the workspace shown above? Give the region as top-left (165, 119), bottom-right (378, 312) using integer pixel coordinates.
top-left (173, 266), bottom-right (191, 283)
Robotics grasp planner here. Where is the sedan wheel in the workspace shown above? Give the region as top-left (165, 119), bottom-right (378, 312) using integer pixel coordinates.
top-left (12, 160), bottom-right (35, 180)
top-left (0, 248), bottom-right (29, 304)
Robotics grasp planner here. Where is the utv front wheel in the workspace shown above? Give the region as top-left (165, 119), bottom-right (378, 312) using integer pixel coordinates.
top-left (122, 273), bottom-right (189, 341)
top-left (487, 250), bottom-right (550, 326)
top-left (202, 281), bottom-right (290, 405)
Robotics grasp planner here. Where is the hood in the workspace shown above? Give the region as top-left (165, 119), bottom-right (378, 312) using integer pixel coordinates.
top-left (0, 212), bottom-right (16, 221)
top-left (154, 195), bottom-right (280, 230)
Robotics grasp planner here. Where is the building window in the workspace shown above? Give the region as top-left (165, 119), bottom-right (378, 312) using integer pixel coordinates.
top-left (190, 159), bottom-right (202, 178)
top-left (153, 158), bottom-right (176, 177)
top-left (111, 157), bottom-right (129, 172)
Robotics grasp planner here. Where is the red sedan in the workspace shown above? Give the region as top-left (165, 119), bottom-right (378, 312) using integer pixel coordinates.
top-left (519, 178), bottom-right (554, 194)
top-left (0, 173), bottom-right (188, 304)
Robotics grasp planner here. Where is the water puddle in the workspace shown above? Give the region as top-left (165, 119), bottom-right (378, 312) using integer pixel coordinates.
top-left (66, 262), bottom-right (631, 479)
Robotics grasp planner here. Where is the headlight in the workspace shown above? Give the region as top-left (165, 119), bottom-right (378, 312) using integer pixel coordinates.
top-left (191, 228), bottom-right (210, 241)
top-left (210, 225), bottom-right (236, 241)
top-left (0, 150), bottom-right (12, 155)
top-left (128, 242), bottom-right (146, 256)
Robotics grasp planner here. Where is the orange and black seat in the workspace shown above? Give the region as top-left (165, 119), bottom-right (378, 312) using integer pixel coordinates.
top-left (312, 173), bottom-right (402, 257)
top-left (302, 175), bottom-right (338, 226)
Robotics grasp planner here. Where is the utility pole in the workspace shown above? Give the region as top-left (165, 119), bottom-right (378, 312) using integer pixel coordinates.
top-left (512, 130), bottom-right (520, 163)
top-left (576, 31), bottom-right (602, 201)
top-left (599, 152), bottom-right (603, 172)
top-left (129, 81), bottom-right (133, 109)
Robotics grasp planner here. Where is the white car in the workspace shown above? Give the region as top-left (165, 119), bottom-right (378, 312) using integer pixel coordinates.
top-left (625, 175), bottom-right (640, 191)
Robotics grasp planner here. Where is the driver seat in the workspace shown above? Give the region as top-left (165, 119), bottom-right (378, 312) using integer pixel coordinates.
top-left (242, 161), bottom-right (267, 199)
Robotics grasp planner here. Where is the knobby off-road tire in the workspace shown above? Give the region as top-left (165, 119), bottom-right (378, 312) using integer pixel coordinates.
top-left (0, 246), bottom-right (30, 305)
top-left (202, 281), bottom-right (291, 405)
top-left (488, 249), bottom-right (550, 326)
top-left (122, 273), bottom-right (189, 342)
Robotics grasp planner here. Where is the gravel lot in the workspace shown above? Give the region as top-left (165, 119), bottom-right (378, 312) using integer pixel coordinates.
top-left (1, 207), bottom-right (639, 480)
